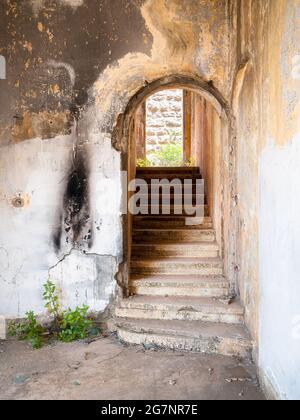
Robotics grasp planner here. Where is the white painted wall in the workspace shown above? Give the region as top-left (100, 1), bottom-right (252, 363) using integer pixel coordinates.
top-left (0, 132), bottom-right (122, 318)
top-left (259, 136), bottom-right (300, 400)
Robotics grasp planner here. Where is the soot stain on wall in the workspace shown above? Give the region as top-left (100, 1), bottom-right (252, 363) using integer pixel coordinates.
top-left (0, 0), bottom-right (153, 144)
top-left (53, 150), bottom-right (92, 252)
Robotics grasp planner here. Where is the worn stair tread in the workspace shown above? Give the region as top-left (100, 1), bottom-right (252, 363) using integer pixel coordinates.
top-left (131, 257), bottom-right (224, 276)
top-left (138, 204), bottom-right (207, 208)
top-left (135, 211), bottom-right (209, 217)
top-left (134, 228), bottom-right (213, 232)
top-left (134, 215), bottom-right (212, 221)
top-left (133, 228), bottom-right (215, 238)
top-left (117, 318), bottom-right (251, 341)
top-left (138, 195), bottom-right (206, 204)
top-left (129, 274), bottom-right (230, 298)
top-left (134, 215), bottom-right (211, 221)
top-left (132, 241), bottom-right (219, 248)
top-left (134, 182), bottom-right (204, 189)
top-left (133, 217), bottom-right (213, 229)
top-left (130, 274), bottom-right (229, 286)
top-left (136, 167), bottom-right (200, 173)
top-left (135, 179), bottom-right (203, 185)
top-left (135, 173), bottom-right (203, 178)
top-left (131, 256), bottom-right (222, 263)
top-left (133, 224), bottom-right (213, 230)
top-left (138, 193), bottom-right (205, 197)
top-left (134, 214), bottom-right (212, 220)
top-left (136, 173), bottom-right (202, 178)
top-left (131, 242), bottom-right (219, 258)
top-left (119, 296), bottom-right (243, 314)
top-left (135, 176), bottom-right (203, 180)
top-left (136, 207), bottom-right (208, 216)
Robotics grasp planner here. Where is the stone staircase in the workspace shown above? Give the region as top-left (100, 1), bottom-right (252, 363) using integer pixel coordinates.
top-left (116, 167), bottom-right (252, 358)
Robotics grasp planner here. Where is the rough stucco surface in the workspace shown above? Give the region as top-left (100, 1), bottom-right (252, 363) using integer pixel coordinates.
top-left (0, 131), bottom-right (122, 316)
top-left (235, 0), bottom-right (300, 400)
top-left (259, 0), bottom-right (300, 400)
top-left (90, 0), bottom-right (235, 132)
top-left (260, 138), bottom-right (300, 400)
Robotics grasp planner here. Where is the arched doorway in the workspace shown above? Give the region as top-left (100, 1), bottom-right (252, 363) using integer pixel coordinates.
top-left (114, 75), bottom-right (235, 300)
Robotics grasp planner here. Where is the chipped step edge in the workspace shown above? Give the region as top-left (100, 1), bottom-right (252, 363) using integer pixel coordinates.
top-left (116, 307), bottom-right (244, 324)
top-left (129, 286), bottom-right (229, 298)
top-left (117, 328), bottom-right (252, 359)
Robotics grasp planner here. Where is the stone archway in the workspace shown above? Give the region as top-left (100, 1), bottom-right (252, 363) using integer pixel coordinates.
top-left (113, 74), bottom-right (237, 298)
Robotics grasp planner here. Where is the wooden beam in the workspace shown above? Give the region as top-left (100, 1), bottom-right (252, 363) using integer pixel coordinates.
top-left (135, 101), bottom-right (146, 160)
top-left (183, 90), bottom-right (192, 162)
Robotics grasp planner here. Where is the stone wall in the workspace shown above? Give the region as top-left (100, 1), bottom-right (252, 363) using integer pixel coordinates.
top-left (146, 89), bottom-right (183, 154)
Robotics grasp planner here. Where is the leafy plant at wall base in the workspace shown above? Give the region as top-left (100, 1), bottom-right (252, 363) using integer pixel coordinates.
top-left (59, 305), bottom-right (92, 343)
top-left (7, 321), bottom-right (24, 337)
top-left (8, 312), bottom-right (44, 350)
top-left (8, 281), bottom-right (95, 349)
top-left (25, 311), bottom-right (44, 349)
top-left (43, 279), bottom-right (61, 332)
top-left (42, 280), bottom-right (95, 342)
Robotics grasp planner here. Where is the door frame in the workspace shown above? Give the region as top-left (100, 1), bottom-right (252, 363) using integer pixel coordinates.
top-left (112, 74), bottom-right (237, 298)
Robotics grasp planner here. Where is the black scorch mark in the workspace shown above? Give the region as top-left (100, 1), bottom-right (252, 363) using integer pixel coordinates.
top-left (53, 153), bottom-right (93, 251)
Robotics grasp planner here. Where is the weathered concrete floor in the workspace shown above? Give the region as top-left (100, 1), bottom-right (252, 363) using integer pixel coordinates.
top-left (0, 335), bottom-right (265, 400)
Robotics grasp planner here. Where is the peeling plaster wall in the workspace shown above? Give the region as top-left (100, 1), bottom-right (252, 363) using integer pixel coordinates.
top-left (0, 0), bottom-right (236, 317)
top-left (0, 131), bottom-right (122, 317)
top-left (235, 0), bottom-right (300, 399)
top-left (259, 0), bottom-right (300, 400)
top-left (90, 0), bottom-right (236, 132)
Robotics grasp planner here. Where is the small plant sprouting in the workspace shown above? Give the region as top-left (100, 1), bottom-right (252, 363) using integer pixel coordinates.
top-left (7, 320), bottom-right (24, 338)
top-left (24, 311), bottom-right (44, 350)
top-left (59, 305), bottom-right (92, 343)
top-left (43, 279), bottom-right (94, 343)
top-left (43, 279), bottom-right (61, 331)
top-left (8, 279), bottom-right (96, 349)
top-left (8, 311), bottom-right (44, 350)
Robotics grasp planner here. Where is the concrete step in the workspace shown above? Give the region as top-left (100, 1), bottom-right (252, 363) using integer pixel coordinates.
top-left (136, 167), bottom-right (200, 175)
top-left (135, 174), bottom-right (203, 182)
top-left (136, 204), bottom-right (208, 217)
top-left (133, 216), bottom-right (213, 229)
top-left (137, 194), bottom-right (206, 205)
top-left (133, 228), bottom-right (215, 243)
top-left (129, 274), bottom-right (230, 298)
top-left (116, 318), bottom-right (252, 358)
top-left (134, 182), bottom-right (205, 191)
top-left (131, 257), bottom-right (223, 275)
top-left (116, 296), bottom-right (244, 324)
top-left (132, 242), bottom-right (219, 258)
